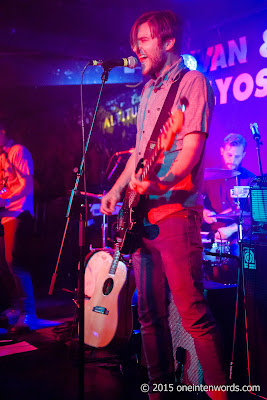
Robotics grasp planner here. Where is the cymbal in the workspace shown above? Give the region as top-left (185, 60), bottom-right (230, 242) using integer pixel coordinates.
top-left (204, 168), bottom-right (241, 181)
top-left (214, 210), bottom-right (250, 220)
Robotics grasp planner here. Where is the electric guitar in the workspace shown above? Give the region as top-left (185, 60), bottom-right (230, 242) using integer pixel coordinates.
top-left (116, 108), bottom-right (184, 254)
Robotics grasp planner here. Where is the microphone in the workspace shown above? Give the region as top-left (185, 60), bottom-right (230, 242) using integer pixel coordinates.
top-left (114, 148), bottom-right (135, 156)
top-left (89, 56), bottom-right (138, 69)
top-left (250, 122), bottom-right (261, 140)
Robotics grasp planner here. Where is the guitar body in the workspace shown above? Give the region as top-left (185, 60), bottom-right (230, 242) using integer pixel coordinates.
top-left (84, 254), bottom-right (135, 348)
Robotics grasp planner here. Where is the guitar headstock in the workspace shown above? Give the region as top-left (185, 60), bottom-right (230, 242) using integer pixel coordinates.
top-left (158, 109), bottom-right (184, 152)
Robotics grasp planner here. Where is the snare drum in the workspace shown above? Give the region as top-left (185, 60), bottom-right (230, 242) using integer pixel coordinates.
top-left (211, 239), bottom-right (231, 261)
top-left (201, 232), bottom-right (213, 263)
top-left (202, 237), bottom-right (230, 264)
top-left (202, 238), bottom-right (237, 284)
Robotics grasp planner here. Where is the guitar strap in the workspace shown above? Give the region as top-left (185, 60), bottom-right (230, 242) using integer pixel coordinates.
top-left (144, 67), bottom-right (189, 159)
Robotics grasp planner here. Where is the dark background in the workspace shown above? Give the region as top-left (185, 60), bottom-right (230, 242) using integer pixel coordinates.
top-left (0, 0), bottom-right (266, 292)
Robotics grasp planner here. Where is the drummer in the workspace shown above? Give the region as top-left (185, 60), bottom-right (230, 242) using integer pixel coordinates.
top-left (203, 133), bottom-right (255, 255)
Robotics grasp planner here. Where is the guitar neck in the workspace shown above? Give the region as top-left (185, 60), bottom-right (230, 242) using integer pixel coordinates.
top-left (109, 245), bottom-right (121, 275)
top-left (141, 140), bottom-right (161, 181)
top-left (122, 141), bottom-right (162, 210)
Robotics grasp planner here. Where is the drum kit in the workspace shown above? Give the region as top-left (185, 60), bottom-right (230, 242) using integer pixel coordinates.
top-left (202, 168), bottom-right (251, 284)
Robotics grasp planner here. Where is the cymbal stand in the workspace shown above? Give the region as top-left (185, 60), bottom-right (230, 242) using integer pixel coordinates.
top-left (235, 175), bottom-right (243, 242)
top-left (101, 212), bottom-right (108, 249)
top-left (228, 179), bottom-right (251, 385)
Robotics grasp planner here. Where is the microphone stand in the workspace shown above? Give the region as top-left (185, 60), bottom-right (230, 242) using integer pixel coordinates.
top-left (250, 123), bottom-right (263, 176)
top-left (48, 63), bottom-right (112, 400)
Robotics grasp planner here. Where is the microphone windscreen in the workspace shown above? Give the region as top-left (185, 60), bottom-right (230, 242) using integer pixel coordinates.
top-left (127, 56), bottom-right (138, 69)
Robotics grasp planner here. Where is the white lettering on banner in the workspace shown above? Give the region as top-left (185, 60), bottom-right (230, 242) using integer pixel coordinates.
top-left (203, 47), bottom-right (214, 72)
top-left (191, 29), bottom-right (267, 103)
top-left (233, 73), bottom-right (254, 101)
top-left (210, 44), bottom-right (228, 71)
top-left (215, 77), bottom-right (233, 104)
top-left (228, 36), bottom-right (247, 66)
top-left (203, 36), bottom-right (247, 72)
top-left (259, 29), bottom-right (267, 57)
top-left (214, 68), bottom-right (267, 104)
top-left (255, 68), bottom-right (267, 97)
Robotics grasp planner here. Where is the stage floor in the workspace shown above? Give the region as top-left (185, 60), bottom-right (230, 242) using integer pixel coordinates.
top-left (0, 292), bottom-right (256, 400)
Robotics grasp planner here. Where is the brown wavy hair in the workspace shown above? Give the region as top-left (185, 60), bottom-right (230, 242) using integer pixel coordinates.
top-left (130, 10), bottom-right (183, 53)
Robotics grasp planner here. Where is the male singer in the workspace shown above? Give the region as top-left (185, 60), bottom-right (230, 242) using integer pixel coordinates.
top-left (101, 10), bottom-right (227, 400)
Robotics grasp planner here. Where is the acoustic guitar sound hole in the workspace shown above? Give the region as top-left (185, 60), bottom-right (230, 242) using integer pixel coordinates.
top-left (103, 278), bottom-right (114, 295)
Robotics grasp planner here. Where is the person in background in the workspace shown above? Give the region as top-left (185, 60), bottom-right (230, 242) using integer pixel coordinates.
top-left (0, 121), bottom-right (37, 333)
top-left (101, 10), bottom-right (227, 400)
top-left (203, 133), bottom-right (255, 254)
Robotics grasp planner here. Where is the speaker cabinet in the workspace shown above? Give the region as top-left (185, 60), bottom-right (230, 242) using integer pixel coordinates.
top-left (169, 294), bottom-right (203, 385)
top-left (169, 282), bottom-right (236, 386)
top-left (241, 240), bottom-right (267, 399)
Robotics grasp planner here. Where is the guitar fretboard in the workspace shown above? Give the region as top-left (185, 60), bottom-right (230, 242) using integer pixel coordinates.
top-left (109, 245), bottom-right (121, 275)
top-left (123, 139), bottom-right (161, 210)
top-left (142, 139), bottom-right (161, 181)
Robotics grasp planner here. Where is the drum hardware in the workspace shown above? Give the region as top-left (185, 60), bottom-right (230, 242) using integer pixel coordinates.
top-left (203, 125), bottom-right (263, 387)
top-left (201, 231), bottom-right (213, 243)
top-left (203, 175), bottom-right (253, 386)
top-left (90, 202), bottom-right (122, 217)
top-left (204, 168), bottom-right (241, 181)
top-left (213, 210), bottom-right (250, 220)
top-left (202, 237), bottom-right (233, 284)
top-left (208, 239), bottom-right (230, 259)
top-left (203, 246), bottom-right (238, 285)
top-left (205, 245), bottom-right (254, 389)
top-left (230, 186), bottom-right (250, 199)
top-left (68, 190), bottom-right (103, 200)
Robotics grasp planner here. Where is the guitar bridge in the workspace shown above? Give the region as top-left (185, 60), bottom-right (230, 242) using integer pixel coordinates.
top-left (92, 306), bottom-right (109, 315)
